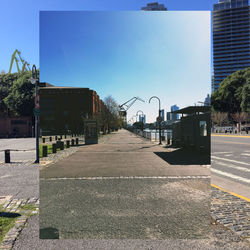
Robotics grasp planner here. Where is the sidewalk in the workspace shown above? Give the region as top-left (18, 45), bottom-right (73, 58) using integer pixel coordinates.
top-left (39, 129), bottom-right (211, 240)
top-left (3, 129), bottom-right (250, 249)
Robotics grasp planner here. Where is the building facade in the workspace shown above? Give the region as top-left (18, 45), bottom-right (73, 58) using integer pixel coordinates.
top-left (39, 86), bottom-right (105, 135)
top-left (212, 0), bottom-right (250, 92)
top-left (139, 114), bottom-right (146, 124)
top-left (171, 105), bottom-right (179, 121)
top-left (141, 2), bottom-right (167, 11)
top-left (160, 109), bottom-right (165, 121)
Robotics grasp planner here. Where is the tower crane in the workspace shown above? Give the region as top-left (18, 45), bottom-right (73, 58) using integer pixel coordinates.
top-left (119, 97), bottom-right (145, 124)
top-left (8, 49), bottom-right (31, 74)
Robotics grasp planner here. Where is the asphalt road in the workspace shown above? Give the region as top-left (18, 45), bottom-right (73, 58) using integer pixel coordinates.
top-left (211, 134), bottom-right (250, 198)
top-left (0, 138), bottom-right (36, 163)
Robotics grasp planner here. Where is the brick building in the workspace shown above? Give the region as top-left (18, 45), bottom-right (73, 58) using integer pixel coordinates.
top-left (0, 117), bottom-right (33, 138)
top-left (39, 86), bottom-right (105, 135)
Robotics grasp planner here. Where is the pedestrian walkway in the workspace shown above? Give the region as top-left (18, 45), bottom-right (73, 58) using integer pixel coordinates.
top-left (39, 129), bottom-right (211, 239)
top-left (40, 129), bottom-right (210, 178)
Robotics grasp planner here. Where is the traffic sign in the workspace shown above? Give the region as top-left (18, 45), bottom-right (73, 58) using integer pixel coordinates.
top-left (34, 94), bottom-right (40, 109)
top-left (157, 116), bottom-right (162, 122)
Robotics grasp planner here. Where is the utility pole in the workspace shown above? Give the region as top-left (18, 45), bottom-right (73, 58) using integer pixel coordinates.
top-left (30, 65), bottom-right (39, 163)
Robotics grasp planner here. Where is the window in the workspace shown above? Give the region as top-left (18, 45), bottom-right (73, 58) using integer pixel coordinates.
top-left (200, 121), bottom-right (207, 136)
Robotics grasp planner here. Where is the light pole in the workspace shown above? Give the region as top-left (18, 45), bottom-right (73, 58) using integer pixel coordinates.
top-left (30, 65), bottom-right (39, 163)
top-left (136, 110), bottom-right (144, 133)
top-left (149, 96), bottom-right (162, 145)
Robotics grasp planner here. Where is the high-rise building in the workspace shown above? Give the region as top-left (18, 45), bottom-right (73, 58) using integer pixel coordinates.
top-left (171, 105), bottom-right (179, 120)
top-left (166, 112), bottom-right (171, 121)
top-left (204, 94), bottom-right (211, 106)
top-left (141, 2), bottom-right (167, 11)
top-left (139, 114), bottom-right (146, 124)
top-left (212, 0), bottom-right (250, 92)
top-left (160, 109), bottom-right (165, 121)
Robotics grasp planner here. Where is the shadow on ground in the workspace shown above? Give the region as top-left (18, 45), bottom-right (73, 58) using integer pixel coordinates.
top-left (0, 212), bottom-right (21, 218)
top-left (40, 227), bottom-right (59, 239)
top-left (154, 148), bottom-right (210, 165)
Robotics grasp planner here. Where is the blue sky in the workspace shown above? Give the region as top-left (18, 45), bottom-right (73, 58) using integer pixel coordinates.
top-left (40, 11), bottom-right (210, 122)
top-left (0, 0), bottom-right (216, 122)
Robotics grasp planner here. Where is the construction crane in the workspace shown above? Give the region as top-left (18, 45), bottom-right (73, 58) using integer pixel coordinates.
top-left (8, 49), bottom-right (31, 74)
top-left (119, 97), bottom-right (145, 124)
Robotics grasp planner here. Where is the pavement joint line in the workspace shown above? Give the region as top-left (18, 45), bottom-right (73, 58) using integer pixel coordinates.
top-left (40, 175), bottom-right (211, 181)
top-left (211, 134), bottom-right (250, 138)
top-left (211, 183), bottom-right (250, 202)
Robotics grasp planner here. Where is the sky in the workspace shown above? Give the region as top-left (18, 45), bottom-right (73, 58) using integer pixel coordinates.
top-left (0, 0), bottom-right (217, 123)
top-left (40, 11), bottom-right (210, 123)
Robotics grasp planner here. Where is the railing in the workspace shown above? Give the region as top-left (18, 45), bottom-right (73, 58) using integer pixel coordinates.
top-left (134, 129), bottom-right (172, 142)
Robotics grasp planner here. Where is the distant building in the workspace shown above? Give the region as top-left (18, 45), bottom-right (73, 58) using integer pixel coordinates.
top-left (160, 109), bottom-right (165, 121)
top-left (166, 112), bottom-right (171, 121)
top-left (212, 0), bottom-right (250, 92)
top-left (141, 2), bottom-right (167, 11)
top-left (139, 114), bottom-right (146, 124)
top-left (204, 94), bottom-right (211, 106)
top-left (171, 105), bottom-right (179, 121)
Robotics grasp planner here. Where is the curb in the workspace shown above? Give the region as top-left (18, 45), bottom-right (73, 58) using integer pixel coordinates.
top-left (0, 197), bottom-right (39, 250)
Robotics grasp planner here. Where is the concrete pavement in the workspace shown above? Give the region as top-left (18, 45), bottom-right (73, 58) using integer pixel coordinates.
top-left (40, 129), bottom-right (210, 239)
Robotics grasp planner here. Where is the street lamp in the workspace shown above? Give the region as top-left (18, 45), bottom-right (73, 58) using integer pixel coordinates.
top-left (30, 65), bottom-right (39, 163)
top-left (149, 96), bottom-right (162, 145)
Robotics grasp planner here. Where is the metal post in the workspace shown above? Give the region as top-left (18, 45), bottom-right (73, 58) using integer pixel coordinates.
top-left (31, 65), bottom-right (39, 164)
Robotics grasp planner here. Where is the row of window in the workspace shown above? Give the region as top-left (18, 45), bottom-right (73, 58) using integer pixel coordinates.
top-left (213, 1), bottom-right (249, 11)
top-left (213, 34), bottom-right (250, 42)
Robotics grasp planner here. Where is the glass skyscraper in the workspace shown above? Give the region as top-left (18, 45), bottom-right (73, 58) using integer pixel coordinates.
top-left (212, 0), bottom-right (250, 92)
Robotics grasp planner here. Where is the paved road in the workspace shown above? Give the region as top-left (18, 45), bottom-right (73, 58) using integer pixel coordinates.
top-left (40, 129), bottom-right (210, 239)
top-left (0, 138), bottom-right (35, 163)
top-left (211, 134), bottom-right (250, 198)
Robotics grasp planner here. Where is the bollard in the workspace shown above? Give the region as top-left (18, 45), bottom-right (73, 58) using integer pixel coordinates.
top-left (55, 136), bottom-right (58, 140)
top-left (71, 139), bottom-right (75, 146)
top-left (66, 140), bottom-right (70, 148)
top-left (64, 134), bottom-right (67, 139)
top-left (52, 143), bottom-right (57, 153)
top-left (49, 136), bottom-right (52, 142)
top-left (42, 145), bottom-right (47, 157)
top-left (76, 138), bottom-right (79, 146)
top-left (42, 138), bottom-right (45, 143)
top-left (5, 149), bottom-right (10, 163)
top-left (60, 135), bottom-right (62, 140)
top-left (60, 141), bottom-right (64, 150)
top-left (167, 138), bottom-right (170, 145)
top-left (56, 140), bottom-right (61, 149)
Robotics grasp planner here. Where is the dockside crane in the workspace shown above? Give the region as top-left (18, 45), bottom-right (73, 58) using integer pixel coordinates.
top-left (119, 97), bottom-right (145, 124)
top-left (8, 49), bottom-right (31, 74)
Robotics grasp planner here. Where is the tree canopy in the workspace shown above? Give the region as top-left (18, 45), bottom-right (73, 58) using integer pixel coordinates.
top-left (211, 67), bottom-right (250, 113)
top-left (0, 71), bottom-right (38, 117)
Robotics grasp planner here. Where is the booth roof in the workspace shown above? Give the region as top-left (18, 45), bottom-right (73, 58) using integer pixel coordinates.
top-left (172, 106), bottom-right (211, 114)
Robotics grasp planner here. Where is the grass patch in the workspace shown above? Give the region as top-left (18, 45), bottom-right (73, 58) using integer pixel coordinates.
top-left (19, 204), bottom-right (36, 211)
top-left (0, 205), bottom-right (18, 244)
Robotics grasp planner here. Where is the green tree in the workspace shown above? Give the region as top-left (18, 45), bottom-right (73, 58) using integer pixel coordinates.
top-left (211, 67), bottom-right (250, 113)
top-left (3, 72), bottom-right (35, 116)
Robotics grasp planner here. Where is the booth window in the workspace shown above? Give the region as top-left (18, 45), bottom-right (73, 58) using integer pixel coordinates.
top-left (200, 121), bottom-right (207, 136)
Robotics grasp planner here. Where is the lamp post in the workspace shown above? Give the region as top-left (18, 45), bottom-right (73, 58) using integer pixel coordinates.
top-left (30, 65), bottom-right (39, 163)
top-left (149, 96), bottom-right (162, 145)
top-left (136, 110), bottom-right (144, 133)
